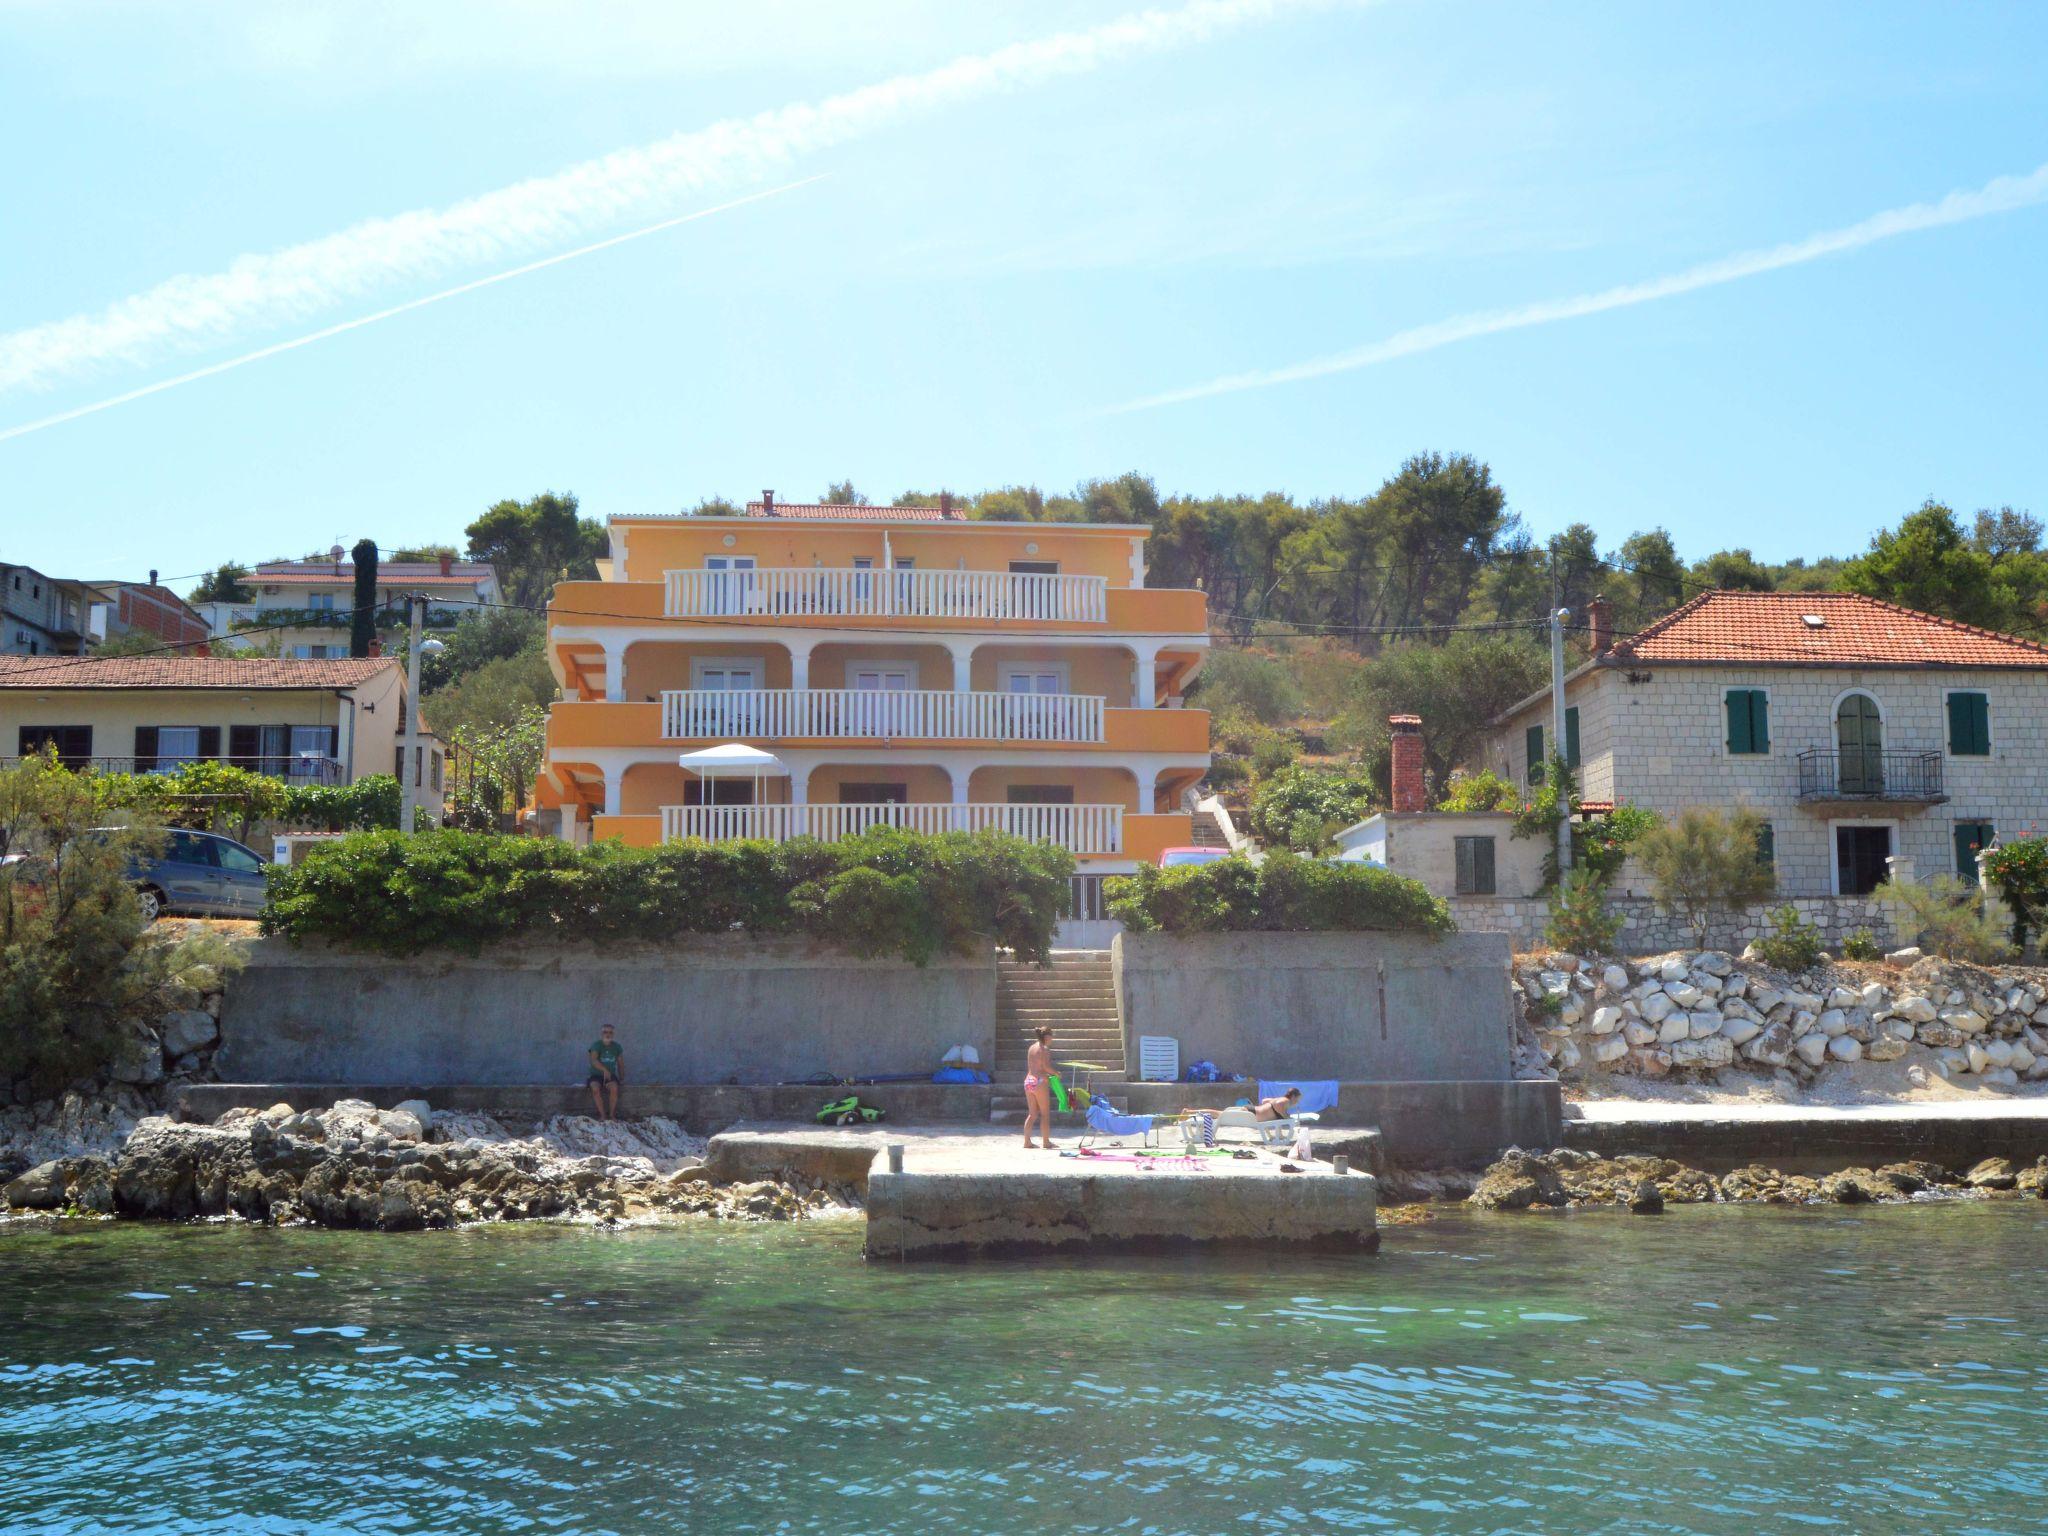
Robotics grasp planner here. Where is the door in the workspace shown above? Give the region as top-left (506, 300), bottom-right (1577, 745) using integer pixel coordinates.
top-left (849, 664), bottom-right (914, 734)
top-left (156, 831), bottom-right (224, 914)
top-left (693, 662), bottom-right (762, 733)
top-left (1836, 695), bottom-right (1883, 794)
top-left (212, 837), bottom-right (271, 915)
top-left (1835, 825), bottom-right (1892, 896)
top-left (703, 556), bottom-right (757, 615)
top-left (1002, 667), bottom-right (1066, 737)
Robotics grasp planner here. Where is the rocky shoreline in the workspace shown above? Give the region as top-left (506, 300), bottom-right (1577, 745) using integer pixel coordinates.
top-left (0, 1099), bottom-right (853, 1230)
top-left (1462, 1146), bottom-right (2048, 1212)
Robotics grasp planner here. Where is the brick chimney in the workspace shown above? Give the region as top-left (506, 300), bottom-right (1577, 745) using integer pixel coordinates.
top-left (438, 552), bottom-right (453, 577)
top-left (939, 491), bottom-right (953, 519)
top-left (1587, 593), bottom-right (1613, 656)
top-left (1389, 713), bottom-right (1425, 813)
top-left (761, 488), bottom-right (776, 515)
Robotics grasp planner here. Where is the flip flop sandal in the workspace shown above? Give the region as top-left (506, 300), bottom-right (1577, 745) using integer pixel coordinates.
top-left (1279, 1163), bottom-right (1303, 1173)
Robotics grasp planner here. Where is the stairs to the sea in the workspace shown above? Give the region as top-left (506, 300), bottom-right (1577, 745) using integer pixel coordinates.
top-left (991, 951), bottom-right (1124, 1124)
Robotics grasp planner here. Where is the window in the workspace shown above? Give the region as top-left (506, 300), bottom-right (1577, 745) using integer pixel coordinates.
top-left (1755, 822), bottom-right (1775, 870)
top-left (430, 751), bottom-right (444, 794)
top-left (136, 725), bottom-right (217, 772)
top-left (849, 664), bottom-right (916, 690)
top-left (1835, 824), bottom-right (1893, 896)
top-left (1565, 706), bottom-right (1581, 769)
top-left (1008, 785), bottom-right (1075, 805)
top-left (1454, 835), bottom-right (1497, 896)
top-left (1955, 821), bottom-right (1995, 881)
top-left (1524, 725), bottom-right (1544, 785)
top-left (167, 832), bottom-right (218, 867)
top-left (1009, 561), bottom-right (1059, 575)
top-left (1001, 666), bottom-right (1066, 695)
top-left (839, 783), bottom-right (908, 804)
top-left (307, 593), bottom-right (335, 611)
top-left (17, 725), bottom-right (91, 767)
top-left (1947, 692), bottom-right (1990, 756)
top-left (1726, 689), bottom-right (1770, 754)
top-left (216, 841), bottom-right (266, 875)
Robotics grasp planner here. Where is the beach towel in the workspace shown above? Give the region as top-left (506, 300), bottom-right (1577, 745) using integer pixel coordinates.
top-left (1085, 1100), bottom-right (1156, 1138)
top-left (1259, 1079), bottom-right (1339, 1115)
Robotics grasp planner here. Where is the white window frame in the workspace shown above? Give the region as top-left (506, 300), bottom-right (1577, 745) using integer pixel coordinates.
top-left (1943, 687), bottom-right (1993, 758)
top-left (998, 660), bottom-right (1070, 695)
top-left (1828, 817), bottom-right (1901, 897)
top-left (690, 656), bottom-right (766, 690)
top-left (846, 657), bottom-right (920, 690)
top-left (1720, 684), bottom-right (1774, 759)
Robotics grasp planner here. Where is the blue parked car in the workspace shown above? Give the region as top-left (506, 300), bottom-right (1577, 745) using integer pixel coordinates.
top-left (131, 829), bottom-right (271, 920)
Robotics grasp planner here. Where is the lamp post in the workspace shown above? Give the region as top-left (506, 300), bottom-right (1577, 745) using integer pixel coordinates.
top-left (398, 594), bottom-right (446, 832)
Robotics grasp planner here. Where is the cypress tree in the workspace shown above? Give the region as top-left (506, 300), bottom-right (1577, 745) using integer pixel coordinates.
top-left (350, 539), bottom-right (378, 657)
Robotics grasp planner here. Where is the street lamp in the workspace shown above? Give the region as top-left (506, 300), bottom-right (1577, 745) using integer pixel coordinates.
top-left (399, 602), bottom-right (447, 831)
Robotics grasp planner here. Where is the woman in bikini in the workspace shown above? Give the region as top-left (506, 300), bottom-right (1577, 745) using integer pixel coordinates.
top-left (1022, 1025), bottom-right (1055, 1150)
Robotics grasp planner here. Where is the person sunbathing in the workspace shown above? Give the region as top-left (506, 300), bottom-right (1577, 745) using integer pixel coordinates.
top-left (1179, 1088), bottom-right (1301, 1120)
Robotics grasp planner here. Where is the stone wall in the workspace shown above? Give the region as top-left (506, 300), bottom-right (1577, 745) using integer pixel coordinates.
top-left (1451, 894), bottom-right (1895, 953)
top-left (216, 937), bottom-right (995, 1087)
top-left (1112, 930), bottom-right (1517, 1082)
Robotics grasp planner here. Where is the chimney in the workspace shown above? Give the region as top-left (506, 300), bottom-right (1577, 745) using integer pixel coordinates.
top-left (1587, 593), bottom-right (1613, 656)
top-left (438, 552), bottom-right (453, 577)
top-left (939, 491), bottom-right (953, 519)
top-left (148, 568), bottom-right (159, 588)
top-left (1389, 713), bottom-right (1426, 814)
top-left (761, 488), bottom-right (775, 515)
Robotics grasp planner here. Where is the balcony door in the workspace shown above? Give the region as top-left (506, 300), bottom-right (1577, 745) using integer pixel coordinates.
top-left (703, 556), bottom-right (756, 616)
top-left (692, 660), bottom-right (762, 735)
top-left (850, 663), bottom-right (914, 736)
top-left (1836, 694), bottom-right (1883, 794)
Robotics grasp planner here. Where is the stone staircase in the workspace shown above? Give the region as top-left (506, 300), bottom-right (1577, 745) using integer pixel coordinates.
top-left (1190, 804), bottom-right (1234, 848)
top-left (991, 951), bottom-right (1125, 1123)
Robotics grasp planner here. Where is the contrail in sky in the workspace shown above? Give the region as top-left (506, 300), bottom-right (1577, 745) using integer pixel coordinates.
top-left (0, 0), bottom-right (1334, 398)
top-left (1105, 159), bottom-right (2048, 414)
top-left (0, 181), bottom-right (817, 444)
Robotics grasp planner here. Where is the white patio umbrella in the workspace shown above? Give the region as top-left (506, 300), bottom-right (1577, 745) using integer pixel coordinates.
top-left (677, 743), bottom-right (789, 811)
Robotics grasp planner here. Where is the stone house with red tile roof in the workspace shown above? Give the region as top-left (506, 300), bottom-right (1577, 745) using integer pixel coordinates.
top-left (1484, 591), bottom-right (2048, 902)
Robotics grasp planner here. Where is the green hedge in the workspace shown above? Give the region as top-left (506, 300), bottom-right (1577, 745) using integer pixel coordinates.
top-left (261, 826), bottom-right (1075, 964)
top-left (1104, 850), bottom-right (1453, 935)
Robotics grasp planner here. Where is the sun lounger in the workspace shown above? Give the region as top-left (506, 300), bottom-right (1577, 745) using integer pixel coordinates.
top-left (1181, 1107), bottom-right (1320, 1148)
top-left (1080, 1098), bottom-right (1178, 1148)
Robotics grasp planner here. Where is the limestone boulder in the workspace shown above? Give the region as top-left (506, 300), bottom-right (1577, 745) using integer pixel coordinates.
top-left (1793, 1033), bottom-right (1829, 1067)
top-left (1891, 995), bottom-right (1938, 1024)
top-left (1943, 1009), bottom-right (1988, 1036)
top-left (1719, 1018), bottom-right (1762, 1046)
top-left (1656, 1016), bottom-right (1690, 1045)
top-left (1688, 1011), bottom-right (1723, 1039)
top-left (1589, 1034), bottom-right (1629, 1065)
top-left (1639, 991), bottom-right (1676, 1024)
top-left (1864, 1037), bottom-right (1907, 1062)
top-left (1669, 1036), bottom-right (1736, 1070)
top-left (1623, 1020), bottom-right (1658, 1047)
top-left (1587, 1005), bottom-right (1623, 1036)
top-left (1816, 1009), bottom-right (1848, 1038)
top-left (1885, 946), bottom-right (1924, 966)
top-left (159, 1010), bottom-right (218, 1059)
top-left (1826, 1035), bottom-right (1863, 1063)
top-left (1694, 950), bottom-right (1734, 976)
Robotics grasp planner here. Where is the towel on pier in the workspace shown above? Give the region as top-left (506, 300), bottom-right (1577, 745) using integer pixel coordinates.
top-left (1085, 1100), bottom-right (1156, 1137)
top-left (1258, 1080), bottom-right (1339, 1115)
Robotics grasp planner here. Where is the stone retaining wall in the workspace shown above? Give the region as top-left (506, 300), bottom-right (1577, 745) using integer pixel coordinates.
top-left (215, 937), bottom-right (995, 1088)
top-left (1450, 894), bottom-right (1895, 952)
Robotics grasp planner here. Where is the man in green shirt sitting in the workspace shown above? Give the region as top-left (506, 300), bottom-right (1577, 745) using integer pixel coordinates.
top-left (587, 1024), bottom-right (625, 1121)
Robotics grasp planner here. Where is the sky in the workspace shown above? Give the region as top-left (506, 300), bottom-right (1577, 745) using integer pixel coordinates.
top-left (2, 0), bottom-right (2044, 588)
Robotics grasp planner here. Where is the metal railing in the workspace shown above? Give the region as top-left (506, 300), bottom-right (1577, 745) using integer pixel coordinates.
top-left (664, 567), bottom-right (1108, 623)
top-left (1795, 748), bottom-right (1945, 802)
top-left (1, 754), bottom-right (347, 784)
top-left (660, 801), bottom-right (1124, 852)
top-left (660, 688), bottom-right (1106, 743)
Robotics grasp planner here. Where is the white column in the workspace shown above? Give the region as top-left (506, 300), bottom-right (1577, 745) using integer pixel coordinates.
top-left (1130, 642), bottom-right (1162, 708)
top-left (602, 638), bottom-right (628, 703)
top-left (602, 771), bottom-right (622, 818)
top-left (559, 802), bottom-right (582, 843)
top-left (947, 640), bottom-right (976, 691)
top-left (788, 639), bottom-right (813, 693)
top-left (948, 764), bottom-right (971, 805)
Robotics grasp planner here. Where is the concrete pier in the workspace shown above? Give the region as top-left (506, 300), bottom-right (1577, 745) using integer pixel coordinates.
top-left (861, 1132), bottom-right (1379, 1259)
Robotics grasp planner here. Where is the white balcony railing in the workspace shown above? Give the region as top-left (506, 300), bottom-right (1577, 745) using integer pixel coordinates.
top-left (661, 688), bottom-right (1106, 743)
top-left (664, 567), bottom-right (1108, 623)
top-left (660, 801), bottom-right (1124, 853)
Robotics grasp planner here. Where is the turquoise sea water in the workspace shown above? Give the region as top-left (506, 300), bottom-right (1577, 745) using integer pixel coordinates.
top-left (5, 1205), bottom-right (2048, 1534)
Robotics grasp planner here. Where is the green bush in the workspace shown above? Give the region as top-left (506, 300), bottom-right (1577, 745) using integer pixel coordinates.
top-left (0, 756), bottom-right (243, 1094)
top-left (1436, 769), bottom-right (1518, 813)
top-left (1104, 850), bottom-right (1452, 935)
top-left (1545, 866), bottom-right (1623, 953)
top-left (280, 775), bottom-right (403, 831)
top-left (1247, 765), bottom-right (1378, 853)
top-left (1841, 927), bottom-right (1881, 962)
top-left (1879, 875), bottom-right (2012, 965)
top-left (1981, 836), bottom-right (2048, 950)
top-left (1750, 903), bottom-right (1822, 972)
top-left (261, 826), bottom-right (1074, 964)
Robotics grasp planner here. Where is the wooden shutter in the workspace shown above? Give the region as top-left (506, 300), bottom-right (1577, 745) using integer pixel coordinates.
top-left (1525, 724), bottom-right (1544, 784)
top-left (324, 725), bottom-right (339, 759)
top-left (133, 725), bottom-right (158, 774)
top-left (1454, 836), bottom-right (1475, 894)
top-left (1726, 690), bottom-right (1768, 753)
top-left (229, 725), bottom-right (260, 766)
top-left (1473, 837), bottom-right (1496, 895)
top-left (1565, 707), bottom-right (1581, 768)
top-left (1955, 821), bottom-right (1993, 879)
top-left (1948, 692), bottom-right (1988, 755)
top-left (196, 726), bottom-right (222, 758)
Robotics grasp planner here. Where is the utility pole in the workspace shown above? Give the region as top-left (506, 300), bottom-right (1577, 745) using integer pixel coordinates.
top-left (399, 593), bottom-right (425, 833)
top-left (1551, 605), bottom-right (1572, 875)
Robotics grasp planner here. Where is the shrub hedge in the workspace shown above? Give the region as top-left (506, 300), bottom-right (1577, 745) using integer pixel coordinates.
top-left (261, 826), bottom-right (1076, 964)
top-left (1104, 850), bottom-right (1453, 935)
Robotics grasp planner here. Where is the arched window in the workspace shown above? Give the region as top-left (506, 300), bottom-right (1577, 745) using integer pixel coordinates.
top-left (1836, 693), bottom-right (1883, 795)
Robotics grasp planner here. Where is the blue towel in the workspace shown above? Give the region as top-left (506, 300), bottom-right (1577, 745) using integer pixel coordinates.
top-left (1086, 1100), bottom-right (1155, 1137)
top-left (1259, 1079), bottom-right (1339, 1114)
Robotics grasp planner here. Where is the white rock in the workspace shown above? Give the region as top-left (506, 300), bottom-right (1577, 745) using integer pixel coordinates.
top-left (1942, 1009), bottom-right (1988, 1036)
top-left (1694, 950), bottom-right (1734, 976)
top-left (1722, 974), bottom-right (1749, 999)
top-left (1905, 1064), bottom-right (1931, 1087)
top-left (1826, 986), bottom-right (1861, 1011)
top-left (1656, 1016), bottom-right (1691, 1045)
top-left (1659, 957), bottom-right (1690, 983)
top-left (1555, 1038), bottom-right (1581, 1070)
top-left (1935, 1047), bottom-right (1971, 1077)
top-left (1880, 1019), bottom-right (1916, 1042)
top-left (1826, 1035), bottom-right (1863, 1063)
top-left (1670, 1036), bottom-right (1736, 1069)
top-left (1860, 983), bottom-right (1889, 1012)
top-left (1885, 946), bottom-right (1924, 966)
top-left (1601, 965), bottom-right (1630, 994)
top-left (1990, 1067), bottom-right (2022, 1088)
top-left (1667, 983), bottom-right (1703, 1009)
top-left (1622, 1020), bottom-right (1658, 1047)
top-left (1588, 1005), bottom-right (1624, 1036)
top-left (1750, 987), bottom-right (1784, 1017)
top-left (1817, 1009), bottom-right (1848, 1038)
top-left (392, 1097), bottom-right (433, 1127)
top-left (1985, 1039), bottom-right (2016, 1070)
top-left (1590, 1034), bottom-right (1630, 1065)
top-left (1791, 1009), bottom-right (1818, 1038)
top-left (1558, 994), bottom-right (1586, 1025)
top-left (1538, 970), bottom-right (1571, 998)
top-left (1689, 1010), bottom-right (1724, 1039)
top-left (1640, 991), bottom-right (1676, 1024)
top-left (1892, 995), bottom-right (1937, 1024)
top-left (1794, 1034), bottom-right (1830, 1067)
top-left (378, 1109), bottom-right (426, 1143)
top-left (1967, 1043), bottom-right (1993, 1074)
top-left (1785, 990), bottom-right (1824, 1013)
top-left (2033, 1006), bottom-right (2048, 1026)
top-left (1720, 1018), bottom-right (1763, 1045)
top-left (1865, 1037), bottom-right (1907, 1062)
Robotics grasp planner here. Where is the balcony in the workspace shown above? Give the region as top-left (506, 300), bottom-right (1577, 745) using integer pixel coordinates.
top-left (664, 567), bottom-right (1107, 623)
top-left (1795, 748), bottom-right (1947, 805)
top-left (661, 801), bottom-right (1125, 852)
top-left (661, 688), bottom-right (1105, 743)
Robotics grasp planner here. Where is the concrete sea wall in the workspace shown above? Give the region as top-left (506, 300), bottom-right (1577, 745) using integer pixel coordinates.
top-left (216, 938), bottom-right (995, 1088)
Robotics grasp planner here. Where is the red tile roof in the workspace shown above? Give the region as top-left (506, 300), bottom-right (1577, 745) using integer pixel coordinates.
top-left (1615, 591), bottom-right (2048, 668)
top-left (743, 501), bottom-right (958, 521)
top-left (0, 655), bottom-right (399, 690)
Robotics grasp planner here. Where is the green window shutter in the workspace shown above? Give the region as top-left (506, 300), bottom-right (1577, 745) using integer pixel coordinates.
top-left (1948, 692), bottom-right (1989, 755)
top-left (1474, 836), bottom-right (1496, 895)
top-left (1565, 707), bottom-right (1581, 768)
top-left (1525, 724), bottom-right (1544, 784)
top-left (1454, 836), bottom-right (1475, 894)
top-left (1726, 690), bottom-right (1768, 754)
top-left (1955, 821), bottom-right (1993, 879)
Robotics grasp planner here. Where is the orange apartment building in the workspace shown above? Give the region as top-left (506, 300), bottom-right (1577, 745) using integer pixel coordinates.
top-left (535, 494), bottom-right (1211, 919)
